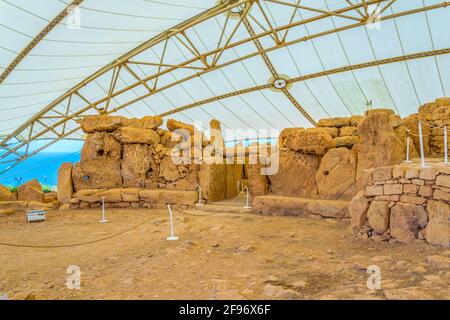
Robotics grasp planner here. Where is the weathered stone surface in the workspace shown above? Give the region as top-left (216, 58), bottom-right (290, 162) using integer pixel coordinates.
top-left (436, 175), bottom-right (450, 188)
top-left (57, 163), bottom-right (73, 203)
top-left (112, 127), bottom-right (160, 145)
top-left (252, 195), bottom-right (349, 219)
top-left (390, 203), bottom-right (428, 244)
top-left (308, 127), bottom-right (339, 138)
top-left (364, 108), bottom-right (395, 116)
top-left (121, 144), bottom-right (158, 188)
top-left (315, 147), bottom-right (357, 200)
top-left (349, 115), bottom-right (365, 127)
top-left (366, 185), bottom-right (383, 197)
top-left (278, 128), bottom-right (303, 147)
top-left (433, 189), bottom-right (450, 202)
top-left (121, 188), bottom-right (141, 202)
top-left (125, 116), bottom-right (163, 130)
top-left (317, 117), bottom-right (349, 128)
top-left (0, 201), bottom-right (28, 211)
top-left (333, 136), bottom-right (359, 148)
top-left (384, 184), bottom-right (403, 195)
top-left (357, 112), bottom-right (404, 181)
top-left (284, 129), bottom-right (335, 155)
top-left (164, 164), bottom-right (199, 192)
top-left (80, 115), bottom-right (125, 133)
top-left (372, 166), bottom-right (393, 181)
top-left (403, 114), bottom-right (430, 156)
top-left (167, 118), bottom-right (208, 147)
top-left (339, 126), bottom-right (358, 136)
top-left (159, 156), bottom-right (181, 182)
top-left (367, 201), bottom-right (390, 234)
top-left (81, 132), bottom-right (122, 161)
top-left (0, 184), bottom-right (12, 201)
top-left (425, 200), bottom-right (450, 247)
top-left (350, 190), bottom-right (369, 233)
top-left (399, 195), bottom-right (426, 205)
top-left (269, 150), bottom-right (320, 198)
top-left (199, 163), bottom-right (226, 202)
top-left (18, 179), bottom-right (43, 202)
top-left (72, 160), bottom-right (122, 191)
top-left (139, 189), bottom-right (198, 205)
top-left (419, 168), bottom-right (437, 181)
top-left (248, 164), bottom-right (269, 198)
top-left (225, 164), bottom-right (244, 199)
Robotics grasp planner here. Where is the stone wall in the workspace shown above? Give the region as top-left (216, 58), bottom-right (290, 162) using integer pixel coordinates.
top-left (350, 162), bottom-right (450, 248)
top-left (404, 97), bottom-right (450, 157)
top-left (250, 109), bottom-right (411, 201)
top-left (58, 115), bottom-right (243, 207)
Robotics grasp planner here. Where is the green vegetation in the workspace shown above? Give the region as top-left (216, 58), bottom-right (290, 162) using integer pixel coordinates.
top-left (5, 184), bottom-right (54, 193)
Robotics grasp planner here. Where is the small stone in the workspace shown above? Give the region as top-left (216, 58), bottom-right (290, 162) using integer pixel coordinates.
top-left (405, 168), bottom-right (420, 179)
top-left (366, 185), bottom-right (383, 197)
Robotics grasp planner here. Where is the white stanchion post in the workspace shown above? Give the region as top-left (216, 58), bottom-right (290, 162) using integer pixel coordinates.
top-left (166, 204), bottom-right (179, 241)
top-left (445, 125), bottom-right (448, 165)
top-left (196, 184), bottom-right (203, 206)
top-left (243, 186), bottom-right (251, 209)
top-left (418, 121), bottom-right (427, 168)
top-left (99, 196), bottom-right (108, 223)
top-left (404, 135), bottom-right (413, 163)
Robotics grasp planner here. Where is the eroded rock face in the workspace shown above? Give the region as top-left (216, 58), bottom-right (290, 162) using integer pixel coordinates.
top-left (350, 190), bottom-right (369, 233)
top-left (120, 144), bottom-right (157, 188)
top-left (199, 163), bottom-right (226, 202)
top-left (125, 116), bottom-right (163, 130)
top-left (159, 156), bottom-right (181, 182)
top-left (112, 127), bottom-right (160, 145)
top-left (80, 115), bottom-right (125, 133)
top-left (18, 179), bottom-right (44, 202)
top-left (72, 160), bottom-right (122, 191)
top-left (269, 149), bottom-right (320, 198)
top-left (390, 203), bottom-right (428, 244)
top-left (139, 189), bottom-right (198, 205)
top-left (164, 164), bottom-right (199, 191)
top-left (315, 147), bottom-right (357, 200)
top-left (425, 200), bottom-right (450, 247)
top-left (367, 201), bottom-right (390, 234)
top-left (284, 129), bottom-right (335, 156)
top-left (357, 112), bottom-right (404, 180)
top-left (225, 164), bottom-right (244, 199)
top-left (317, 117), bottom-right (349, 128)
top-left (0, 184), bottom-right (13, 201)
top-left (57, 163), bottom-right (73, 203)
top-left (248, 164), bottom-right (269, 198)
top-left (81, 132), bottom-right (122, 161)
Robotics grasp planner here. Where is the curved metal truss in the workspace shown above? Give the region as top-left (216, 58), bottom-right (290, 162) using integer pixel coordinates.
top-left (1, 0), bottom-right (449, 174)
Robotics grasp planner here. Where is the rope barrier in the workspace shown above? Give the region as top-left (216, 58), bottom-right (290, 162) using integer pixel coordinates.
top-left (0, 214), bottom-right (156, 249)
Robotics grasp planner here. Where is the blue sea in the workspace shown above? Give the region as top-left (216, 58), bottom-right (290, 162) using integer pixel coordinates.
top-left (0, 152), bottom-right (80, 188)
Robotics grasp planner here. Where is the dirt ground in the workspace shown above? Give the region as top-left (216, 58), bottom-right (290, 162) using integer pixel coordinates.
top-left (0, 208), bottom-right (448, 300)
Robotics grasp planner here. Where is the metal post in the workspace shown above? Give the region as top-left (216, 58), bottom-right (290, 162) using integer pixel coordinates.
top-left (445, 125), bottom-right (448, 165)
top-left (404, 135), bottom-right (413, 163)
top-left (243, 186), bottom-right (251, 209)
top-left (418, 121), bottom-right (427, 168)
top-left (196, 184), bottom-right (203, 206)
top-left (166, 204), bottom-right (179, 241)
top-left (99, 196), bottom-right (108, 223)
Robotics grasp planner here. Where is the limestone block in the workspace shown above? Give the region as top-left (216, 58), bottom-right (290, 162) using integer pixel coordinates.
top-left (425, 200), bottom-right (450, 247)
top-left (317, 117), bottom-right (349, 128)
top-left (284, 129), bottom-right (335, 155)
top-left (367, 201), bottom-right (390, 234)
top-left (315, 147), bottom-right (357, 200)
top-left (72, 160), bottom-right (122, 191)
top-left (81, 132), bottom-right (122, 162)
top-left (80, 115), bottom-right (126, 133)
top-left (391, 203), bottom-right (428, 244)
top-left (113, 127), bottom-right (160, 145)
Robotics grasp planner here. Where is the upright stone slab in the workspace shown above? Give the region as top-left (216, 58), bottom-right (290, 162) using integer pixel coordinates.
top-left (0, 184), bottom-right (13, 201)
top-left (57, 162), bottom-right (73, 203)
